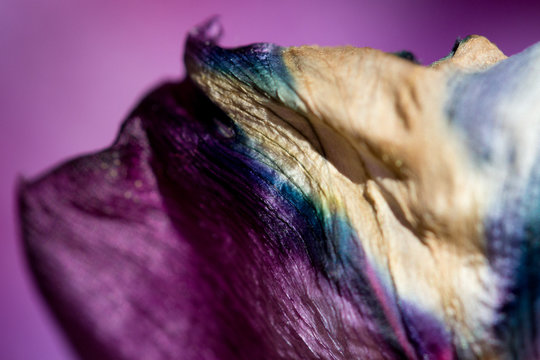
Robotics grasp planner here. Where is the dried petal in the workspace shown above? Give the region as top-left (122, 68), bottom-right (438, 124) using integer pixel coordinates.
top-left (20, 18), bottom-right (540, 359)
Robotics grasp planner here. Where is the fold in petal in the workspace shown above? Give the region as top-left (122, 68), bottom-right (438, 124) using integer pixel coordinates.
top-left (19, 18), bottom-right (540, 359)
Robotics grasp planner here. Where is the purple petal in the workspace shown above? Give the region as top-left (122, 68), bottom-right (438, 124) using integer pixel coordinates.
top-left (19, 79), bottom-right (402, 359)
top-left (20, 19), bottom-right (540, 360)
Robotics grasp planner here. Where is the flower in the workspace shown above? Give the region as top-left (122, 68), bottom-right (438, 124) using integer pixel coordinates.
top-left (19, 18), bottom-right (540, 359)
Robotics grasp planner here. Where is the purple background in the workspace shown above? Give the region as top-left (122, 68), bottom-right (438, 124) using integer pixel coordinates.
top-left (2, 1), bottom-right (540, 359)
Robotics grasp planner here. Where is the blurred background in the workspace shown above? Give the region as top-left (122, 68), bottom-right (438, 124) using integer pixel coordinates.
top-left (2, 0), bottom-right (540, 358)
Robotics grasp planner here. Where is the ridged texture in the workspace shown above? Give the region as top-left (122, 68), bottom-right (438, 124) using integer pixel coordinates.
top-left (19, 18), bottom-right (540, 359)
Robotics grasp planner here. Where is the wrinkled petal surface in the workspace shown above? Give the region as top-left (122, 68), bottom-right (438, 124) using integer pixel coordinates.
top-left (19, 19), bottom-right (540, 359)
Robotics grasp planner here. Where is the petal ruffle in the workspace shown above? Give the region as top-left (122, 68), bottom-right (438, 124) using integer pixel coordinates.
top-left (19, 18), bottom-right (540, 360)
top-left (20, 78), bottom-right (414, 359)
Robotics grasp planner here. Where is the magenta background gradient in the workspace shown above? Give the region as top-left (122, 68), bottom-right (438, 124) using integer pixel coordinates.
top-left (2, 1), bottom-right (540, 359)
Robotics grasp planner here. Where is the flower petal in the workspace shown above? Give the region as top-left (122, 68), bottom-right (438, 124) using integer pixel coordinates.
top-left (20, 77), bottom-right (412, 359)
top-left (19, 18), bottom-right (540, 359)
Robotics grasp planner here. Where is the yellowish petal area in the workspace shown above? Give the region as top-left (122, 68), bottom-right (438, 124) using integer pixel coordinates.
top-left (189, 37), bottom-right (509, 357)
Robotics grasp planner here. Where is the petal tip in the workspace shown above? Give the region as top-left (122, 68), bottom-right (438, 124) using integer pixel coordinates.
top-left (188, 15), bottom-right (223, 45)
